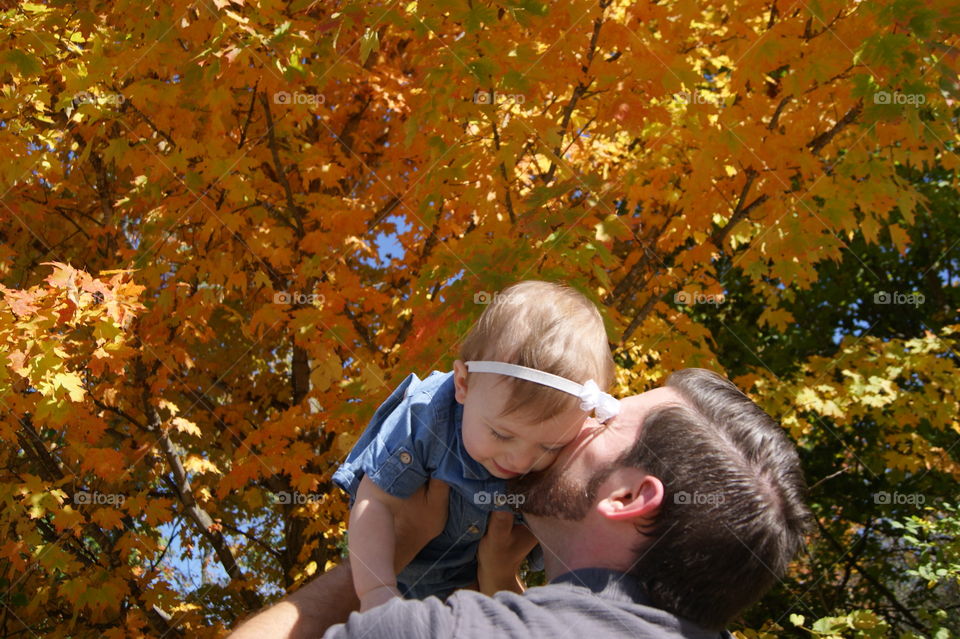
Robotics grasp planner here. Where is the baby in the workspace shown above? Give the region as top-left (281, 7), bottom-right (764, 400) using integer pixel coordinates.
top-left (332, 280), bottom-right (619, 610)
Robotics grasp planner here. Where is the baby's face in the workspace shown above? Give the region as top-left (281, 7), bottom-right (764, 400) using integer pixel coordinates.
top-left (453, 363), bottom-right (589, 479)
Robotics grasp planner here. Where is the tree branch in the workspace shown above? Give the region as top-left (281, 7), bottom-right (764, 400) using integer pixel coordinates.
top-left (137, 359), bottom-right (263, 611)
top-left (768, 95), bottom-right (792, 130)
top-left (157, 431), bottom-right (263, 611)
top-left (710, 168), bottom-right (769, 249)
top-left (259, 92), bottom-right (304, 237)
top-left (490, 118), bottom-right (517, 224)
top-left (238, 79), bottom-right (259, 149)
top-left (543, 3), bottom-right (607, 183)
top-left (816, 518), bottom-right (927, 632)
top-left (16, 411), bottom-right (182, 636)
top-left (807, 102), bottom-right (862, 155)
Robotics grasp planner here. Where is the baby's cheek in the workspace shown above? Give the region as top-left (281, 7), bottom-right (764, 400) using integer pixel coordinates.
top-left (461, 428), bottom-right (489, 462)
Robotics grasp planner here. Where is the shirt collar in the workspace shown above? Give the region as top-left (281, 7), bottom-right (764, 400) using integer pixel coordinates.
top-left (551, 568), bottom-right (651, 605)
top-left (551, 569), bottom-right (732, 637)
top-left (450, 394), bottom-right (491, 480)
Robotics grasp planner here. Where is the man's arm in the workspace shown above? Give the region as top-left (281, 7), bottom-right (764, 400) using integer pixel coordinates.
top-left (229, 560), bottom-right (357, 639)
top-left (229, 479), bottom-right (450, 639)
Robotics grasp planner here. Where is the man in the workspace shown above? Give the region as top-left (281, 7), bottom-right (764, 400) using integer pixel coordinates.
top-left (230, 368), bottom-right (811, 638)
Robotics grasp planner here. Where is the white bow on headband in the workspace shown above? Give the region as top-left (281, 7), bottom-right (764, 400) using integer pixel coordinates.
top-left (465, 361), bottom-right (621, 423)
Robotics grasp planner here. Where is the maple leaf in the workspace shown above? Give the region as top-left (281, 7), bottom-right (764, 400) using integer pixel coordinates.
top-left (54, 371), bottom-right (86, 402)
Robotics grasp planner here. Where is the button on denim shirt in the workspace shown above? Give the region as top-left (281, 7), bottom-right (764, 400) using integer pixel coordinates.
top-left (333, 371), bottom-right (510, 600)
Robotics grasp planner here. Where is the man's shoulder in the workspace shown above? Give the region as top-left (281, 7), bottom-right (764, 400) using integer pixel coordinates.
top-left (325, 573), bottom-right (729, 639)
top-left (445, 575), bottom-right (727, 639)
top-left (323, 594), bottom-right (455, 639)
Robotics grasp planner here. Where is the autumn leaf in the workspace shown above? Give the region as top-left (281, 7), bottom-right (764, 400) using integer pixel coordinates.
top-left (183, 455), bottom-right (222, 476)
top-left (54, 371), bottom-right (86, 402)
top-left (172, 416), bottom-right (202, 437)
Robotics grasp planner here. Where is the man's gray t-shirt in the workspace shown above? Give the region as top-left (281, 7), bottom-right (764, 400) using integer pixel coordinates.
top-left (323, 568), bottom-right (733, 638)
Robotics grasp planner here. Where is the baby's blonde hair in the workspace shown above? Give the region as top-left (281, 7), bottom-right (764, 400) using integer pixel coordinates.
top-left (460, 281), bottom-right (615, 422)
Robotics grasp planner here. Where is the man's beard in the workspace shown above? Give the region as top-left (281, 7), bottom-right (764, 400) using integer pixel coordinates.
top-left (507, 464), bottom-right (614, 520)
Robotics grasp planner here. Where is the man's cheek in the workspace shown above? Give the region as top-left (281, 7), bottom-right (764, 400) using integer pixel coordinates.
top-left (531, 453), bottom-right (558, 473)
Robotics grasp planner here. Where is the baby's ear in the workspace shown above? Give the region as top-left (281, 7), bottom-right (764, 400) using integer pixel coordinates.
top-left (452, 360), bottom-right (469, 403)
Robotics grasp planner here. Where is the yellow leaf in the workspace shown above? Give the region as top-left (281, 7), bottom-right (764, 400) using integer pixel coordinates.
top-left (311, 352), bottom-right (341, 393)
top-left (172, 416), bottom-right (201, 437)
top-left (91, 506), bottom-right (126, 530)
top-left (758, 307), bottom-right (794, 332)
top-left (183, 455), bottom-right (221, 475)
top-left (54, 371), bottom-right (85, 402)
top-left (888, 223), bottom-right (910, 255)
top-left (158, 399), bottom-right (180, 415)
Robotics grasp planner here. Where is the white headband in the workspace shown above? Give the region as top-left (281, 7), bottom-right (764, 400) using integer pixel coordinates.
top-left (465, 361), bottom-right (621, 423)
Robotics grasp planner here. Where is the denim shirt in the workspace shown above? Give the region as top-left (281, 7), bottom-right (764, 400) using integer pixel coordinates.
top-left (333, 371), bottom-right (510, 599)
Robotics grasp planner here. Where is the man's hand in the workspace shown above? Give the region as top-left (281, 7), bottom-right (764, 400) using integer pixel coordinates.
top-left (477, 511), bottom-right (538, 595)
top-left (394, 478), bottom-right (450, 572)
top-left (228, 561), bottom-right (357, 639)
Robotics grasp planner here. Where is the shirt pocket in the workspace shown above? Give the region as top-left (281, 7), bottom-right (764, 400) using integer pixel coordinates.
top-left (367, 444), bottom-right (428, 499)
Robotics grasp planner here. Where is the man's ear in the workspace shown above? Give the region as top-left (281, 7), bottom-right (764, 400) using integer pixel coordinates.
top-left (452, 360), bottom-right (469, 404)
top-left (596, 471), bottom-right (663, 522)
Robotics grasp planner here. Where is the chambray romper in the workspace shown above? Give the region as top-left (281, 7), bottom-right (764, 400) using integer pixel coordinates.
top-left (333, 371), bottom-right (511, 600)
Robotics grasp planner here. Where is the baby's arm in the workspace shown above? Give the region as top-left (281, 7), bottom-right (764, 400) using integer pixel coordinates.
top-left (349, 475), bottom-right (408, 611)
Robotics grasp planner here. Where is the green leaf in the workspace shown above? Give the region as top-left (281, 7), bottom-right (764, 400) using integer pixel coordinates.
top-left (271, 20), bottom-right (292, 42)
top-left (3, 50), bottom-right (41, 76)
top-left (359, 28), bottom-right (379, 65)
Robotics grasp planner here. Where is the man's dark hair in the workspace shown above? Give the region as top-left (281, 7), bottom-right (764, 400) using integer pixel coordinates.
top-left (623, 368), bottom-right (812, 630)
